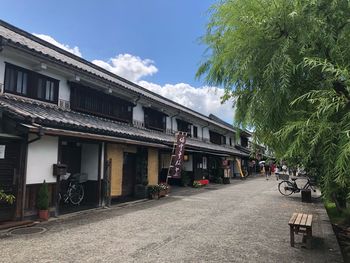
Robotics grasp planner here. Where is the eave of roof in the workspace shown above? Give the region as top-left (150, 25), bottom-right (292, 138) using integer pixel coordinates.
top-left (0, 94), bottom-right (243, 156)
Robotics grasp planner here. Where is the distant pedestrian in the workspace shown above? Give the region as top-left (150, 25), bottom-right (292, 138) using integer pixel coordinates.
top-left (271, 163), bottom-right (276, 176)
top-left (275, 166), bottom-right (280, 180)
top-left (282, 164), bottom-right (288, 174)
top-left (264, 163), bottom-right (270, 180)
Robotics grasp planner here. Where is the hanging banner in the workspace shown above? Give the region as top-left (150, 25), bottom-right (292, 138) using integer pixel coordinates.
top-left (169, 133), bottom-right (187, 178)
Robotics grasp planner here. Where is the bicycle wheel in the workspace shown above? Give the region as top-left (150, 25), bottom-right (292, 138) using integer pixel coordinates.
top-left (69, 183), bottom-right (84, 205)
top-left (278, 181), bottom-right (294, 196)
top-left (305, 184), bottom-right (322, 199)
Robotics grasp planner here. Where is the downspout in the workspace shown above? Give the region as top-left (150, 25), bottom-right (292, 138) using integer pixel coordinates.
top-left (27, 126), bottom-right (44, 144)
top-left (133, 95), bottom-right (141, 105)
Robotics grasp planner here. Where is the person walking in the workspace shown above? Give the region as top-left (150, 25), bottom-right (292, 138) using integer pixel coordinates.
top-left (264, 162), bottom-right (270, 180)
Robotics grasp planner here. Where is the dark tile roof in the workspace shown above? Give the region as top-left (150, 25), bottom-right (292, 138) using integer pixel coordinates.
top-left (0, 94), bottom-right (244, 156)
top-left (209, 113), bottom-right (252, 137)
top-left (0, 20), bottom-right (237, 134)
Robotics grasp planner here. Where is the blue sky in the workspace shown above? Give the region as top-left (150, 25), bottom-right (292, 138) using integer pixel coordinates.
top-left (0, 1), bottom-right (236, 123)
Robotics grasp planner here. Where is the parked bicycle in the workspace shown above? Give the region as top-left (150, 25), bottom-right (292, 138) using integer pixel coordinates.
top-left (278, 176), bottom-right (321, 199)
top-left (59, 173), bottom-right (85, 205)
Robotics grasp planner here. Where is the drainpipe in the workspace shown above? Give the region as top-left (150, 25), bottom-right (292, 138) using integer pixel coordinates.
top-left (27, 126), bottom-right (44, 144)
top-left (133, 95), bottom-right (141, 106)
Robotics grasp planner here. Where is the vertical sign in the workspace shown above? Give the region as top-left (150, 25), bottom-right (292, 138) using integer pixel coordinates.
top-left (169, 133), bottom-right (187, 178)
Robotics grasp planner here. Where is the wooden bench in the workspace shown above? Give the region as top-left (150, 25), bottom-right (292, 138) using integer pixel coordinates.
top-left (288, 213), bottom-right (313, 248)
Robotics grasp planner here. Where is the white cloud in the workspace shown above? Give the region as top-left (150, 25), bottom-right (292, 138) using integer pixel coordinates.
top-left (138, 80), bottom-right (235, 123)
top-left (92, 54), bottom-right (158, 82)
top-left (33, 33), bottom-right (82, 57)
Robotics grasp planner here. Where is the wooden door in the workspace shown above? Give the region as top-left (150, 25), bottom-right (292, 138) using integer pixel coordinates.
top-left (122, 152), bottom-right (136, 196)
top-left (0, 140), bottom-right (21, 221)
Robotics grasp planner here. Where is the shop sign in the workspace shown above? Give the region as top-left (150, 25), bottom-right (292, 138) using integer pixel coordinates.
top-left (169, 133), bottom-right (187, 178)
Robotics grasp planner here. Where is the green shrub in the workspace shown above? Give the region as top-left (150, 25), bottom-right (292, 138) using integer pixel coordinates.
top-left (37, 181), bottom-right (49, 210)
top-left (0, 187), bottom-right (15, 204)
top-left (147, 185), bottom-right (160, 195)
top-left (181, 171), bottom-right (191, 186)
top-left (193, 181), bottom-right (202, 188)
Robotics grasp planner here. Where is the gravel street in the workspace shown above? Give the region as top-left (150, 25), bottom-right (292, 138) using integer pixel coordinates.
top-left (0, 176), bottom-right (343, 263)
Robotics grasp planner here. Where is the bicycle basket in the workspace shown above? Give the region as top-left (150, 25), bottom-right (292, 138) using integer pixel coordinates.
top-left (279, 173), bottom-right (289, 180)
top-left (71, 173), bottom-right (88, 183)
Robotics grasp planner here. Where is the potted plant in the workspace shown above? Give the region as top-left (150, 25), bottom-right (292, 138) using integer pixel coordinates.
top-left (37, 180), bottom-right (49, 220)
top-left (147, 185), bottom-right (160, 199)
top-left (158, 183), bottom-right (169, 197)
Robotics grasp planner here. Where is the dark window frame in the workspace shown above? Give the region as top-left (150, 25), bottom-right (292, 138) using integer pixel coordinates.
top-left (4, 63), bottom-right (59, 104)
top-left (209, 130), bottom-right (225, 145)
top-left (193, 126), bottom-right (198, 138)
top-left (144, 107), bottom-right (166, 132)
top-left (176, 119), bottom-right (192, 137)
top-left (70, 83), bottom-right (133, 123)
top-left (241, 136), bottom-right (249, 148)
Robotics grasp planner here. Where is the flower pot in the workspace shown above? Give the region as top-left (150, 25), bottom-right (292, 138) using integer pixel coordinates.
top-left (151, 193), bottom-right (159, 200)
top-left (38, 209), bottom-right (49, 221)
top-left (159, 190), bottom-right (167, 197)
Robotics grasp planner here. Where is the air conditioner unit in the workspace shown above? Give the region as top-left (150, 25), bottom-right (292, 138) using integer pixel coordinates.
top-left (58, 99), bottom-right (70, 110)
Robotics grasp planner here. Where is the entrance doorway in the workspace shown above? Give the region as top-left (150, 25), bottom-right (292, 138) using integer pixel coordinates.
top-left (59, 140), bottom-right (101, 214)
top-left (0, 140), bottom-right (21, 221)
top-left (122, 152), bottom-right (136, 196)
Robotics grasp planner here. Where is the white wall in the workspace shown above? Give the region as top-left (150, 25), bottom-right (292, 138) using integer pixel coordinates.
top-left (202, 127), bottom-right (210, 140)
top-left (166, 116), bottom-right (172, 131)
top-left (80, 143), bottom-right (99, 181)
top-left (58, 80), bottom-right (70, 101)
top-left (0, 55), bottom-right (5, 90)
top-left (26, 135), bottom-right (59, 184)
top-left (172, 118), bottom-right (178, 132)
top-left (226, 135), bottom-right (231, 145)
top-left (133, 103), bottom-right (144, 122)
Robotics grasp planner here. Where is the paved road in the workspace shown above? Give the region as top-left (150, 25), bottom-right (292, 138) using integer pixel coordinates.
top-left (0, 176), bottom-right (342, 263)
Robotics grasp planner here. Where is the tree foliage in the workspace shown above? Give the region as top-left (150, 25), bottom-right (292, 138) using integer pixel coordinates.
top-left (197, 0), bottom-right (350, 205)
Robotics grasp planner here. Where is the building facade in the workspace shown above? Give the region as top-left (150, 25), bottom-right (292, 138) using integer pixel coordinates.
top-left (0, 20), bottom-right (251, 221)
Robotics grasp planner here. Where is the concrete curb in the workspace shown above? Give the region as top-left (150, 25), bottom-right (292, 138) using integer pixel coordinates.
top-left (317, 202), bottom-right (344, 262)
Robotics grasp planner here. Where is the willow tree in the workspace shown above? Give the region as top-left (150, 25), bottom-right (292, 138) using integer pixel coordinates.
top-left (197, 0), bottom-right (350, 207)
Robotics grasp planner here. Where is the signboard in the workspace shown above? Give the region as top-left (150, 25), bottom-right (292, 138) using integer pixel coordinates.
top-left (169, 133), bottom-right (187, 178)
top-left (0, 145), bottom-right (5, 159)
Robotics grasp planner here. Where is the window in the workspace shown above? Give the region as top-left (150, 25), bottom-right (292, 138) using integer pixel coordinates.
top-left (176, 119), bottom-right (191, 136)
top-left (4, 64), bottom-right (28, 95)
top-left (241, 137), bottom-right (248, 147)
top-left (70, 83), bottom-right (133, 123)
top-left (4, 63), bottom-right (59, 103)
top-left (222, 136), bottom-right (226, 145)
top-left (193, 126), bottom-right (198, 138)
top-left (209, 130), bottom-right (225, 145)
top-left (144, 107), bottom-right (166, 132)
top-left (229, 138), bottom-right (232, 146)
top-left (37, 77), bottom-right (56, 102)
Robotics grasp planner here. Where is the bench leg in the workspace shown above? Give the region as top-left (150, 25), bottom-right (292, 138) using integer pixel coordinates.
top-left (306, 228), bottom-right (312, 249)
top-left (290, 226), bottom-right (295, 247)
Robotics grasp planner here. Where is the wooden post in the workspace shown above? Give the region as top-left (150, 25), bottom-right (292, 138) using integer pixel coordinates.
top-left (104, 159), bottom-right (112, 207)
